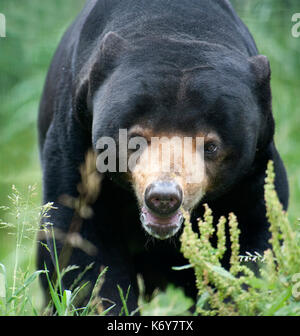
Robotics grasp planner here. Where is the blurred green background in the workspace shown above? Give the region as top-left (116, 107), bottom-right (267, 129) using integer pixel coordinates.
top-left (0, 0), bottom-right (299, 313)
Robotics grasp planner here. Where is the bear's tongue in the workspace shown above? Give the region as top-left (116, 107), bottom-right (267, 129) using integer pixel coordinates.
top-left (140, 207), bottom-right (183, 240)
top-left (141, 207), bottom-right (181, 226)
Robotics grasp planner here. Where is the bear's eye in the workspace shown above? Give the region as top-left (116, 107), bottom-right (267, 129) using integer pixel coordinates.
top-left (204, 142), bottom-right (218, 155)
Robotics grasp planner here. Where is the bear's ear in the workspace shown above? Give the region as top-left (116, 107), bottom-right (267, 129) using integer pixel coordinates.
top-left (73, 32), bottom-right (130, 126)
top-left (248, 55), bottom-right (272, 108)
top-left (89, 31), bottom-right (130, 88)
top-left (248, 55), bottom-right (274, 151)
top-left (248, 55), bottom-right (271, 85)
top-left (99, 31), bottom-right (130, 72)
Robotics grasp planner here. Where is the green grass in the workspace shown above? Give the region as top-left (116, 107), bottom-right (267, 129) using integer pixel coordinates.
top-left (0, 185), bottom-right (46, 315)
top-left (0, 0), bottom-right (299, 315)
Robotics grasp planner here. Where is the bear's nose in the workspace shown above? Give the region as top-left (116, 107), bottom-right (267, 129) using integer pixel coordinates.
top-left (144, 181), bottom-right (183, 216)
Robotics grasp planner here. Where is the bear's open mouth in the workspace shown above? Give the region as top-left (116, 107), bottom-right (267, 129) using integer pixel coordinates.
top-left (140, 207), bottom-right (184, 240)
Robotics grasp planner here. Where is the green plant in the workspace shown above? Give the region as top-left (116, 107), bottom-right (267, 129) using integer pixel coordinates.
top-left (180, 161), bottom-right (300, 316)
top-left (138, 283), bottom-right (194, 316)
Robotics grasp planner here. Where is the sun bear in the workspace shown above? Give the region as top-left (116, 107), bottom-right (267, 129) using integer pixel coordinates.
top-left (38, 0), bottom-right (289, 315)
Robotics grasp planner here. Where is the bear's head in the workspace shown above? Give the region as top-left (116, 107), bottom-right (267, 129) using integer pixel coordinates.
top-left (75, 32), bottom-right (274, 240)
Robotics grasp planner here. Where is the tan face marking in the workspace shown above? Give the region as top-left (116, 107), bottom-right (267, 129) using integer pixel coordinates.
top-left (128, 126), bottom-right (219, 211)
